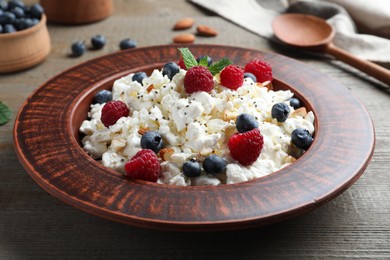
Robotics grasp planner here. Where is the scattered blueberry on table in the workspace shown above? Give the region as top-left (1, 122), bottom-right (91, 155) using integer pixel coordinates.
top-left (119, 38), bottom-right (137, 50)
top-left (71, 41), bottom-right (86, 57)
top-left (91, 35), bottom-right (106, 50)
top-left (0, 0), bottom-right (44, 34)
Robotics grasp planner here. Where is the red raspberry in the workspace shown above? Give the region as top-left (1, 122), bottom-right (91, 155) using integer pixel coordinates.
top-left (178, 58), bottom-right (186, 70)
top-left (244, 60), bottom-right (272, 83)
top-left (184, 66), bottom-right (214, 94)
top-left (124, 149), bottom-right (161, 182)
top-left (101, 100), bottom-right (129, 127)
top-left (228, 128), bottom-right (264, 166)
top-left (220, 65), bottom-right (244, 90)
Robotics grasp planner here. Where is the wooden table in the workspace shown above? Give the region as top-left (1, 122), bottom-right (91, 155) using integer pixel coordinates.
top-left (1, 1), bottom-right (389, 258)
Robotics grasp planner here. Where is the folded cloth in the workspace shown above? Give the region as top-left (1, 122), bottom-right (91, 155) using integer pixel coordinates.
top-left (189, 0), bottom-right (390, 64)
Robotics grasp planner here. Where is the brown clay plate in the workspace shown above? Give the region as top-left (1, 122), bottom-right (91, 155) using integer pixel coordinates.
top-left (14, 44), bottom-right (375, 231)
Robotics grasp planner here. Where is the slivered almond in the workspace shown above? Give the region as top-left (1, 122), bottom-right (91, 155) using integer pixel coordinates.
top-left (146, 84), bottom-right (154, 93)
top-left (173, 33), bottom-right (195, 44)
top-left (173, 18), bottom-right (195, 30)
top-left (197, 25), bottom-right (218, 36)
top-left (262, 81), bottom-right (273, 90)
top-left (292, 107), bottom-right (307, 117)
top-left (138, 127), bottom-right (150, 135)
top-left (284, 155), bottom-right (296, 164)
top-left (158, 148), bottom-right (175, 161)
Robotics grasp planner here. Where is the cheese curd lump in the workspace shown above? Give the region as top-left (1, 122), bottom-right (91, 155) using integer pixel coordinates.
top-left (79, 68), bottom-right (315, 186)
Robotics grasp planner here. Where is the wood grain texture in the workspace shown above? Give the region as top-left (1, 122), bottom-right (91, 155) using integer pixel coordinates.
top-left (13, 44), bottom-right (374, 231)
top-left (1, 0), bottom-right (389, 258)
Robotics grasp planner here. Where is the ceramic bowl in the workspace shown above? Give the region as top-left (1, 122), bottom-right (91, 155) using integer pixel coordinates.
top-left (0, 15), bottom-right (51, 74)
top-left (14, 45), bottom-right (375, 231)
top-left (40, 0), bottom-right (113, 24)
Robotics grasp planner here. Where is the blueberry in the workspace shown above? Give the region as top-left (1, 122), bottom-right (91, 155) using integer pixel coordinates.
top-left (196, 55), bottom-right (213, 66)
top-left (11, 6), bottom-right (24, 18)
top-left (203, 155), bottom-right (226, 175)
top-left (71, 41), bottom-right (86, 57)
top-left (7, 0), bottom-right (24, 10)
top-left (288, 98), bottom-right (301, 109)
top-left (0, 0), bottom-right (8, 11)
top-left (0, 24), bottom-right (2, 33)
top-left (119, 38), bottom-right (137, 50)
top-left (162, 62), bottom-right (180, 80)
top-left (29, 3), bottom-right (44, 20)
top-left (291, 128), bottom-right (313, 150)
top-left (0, 11), bottom-right (16, 24)
top-left (244, 72), bottom-right (257, 82)
top-left (14, 18), bottom-right (27, 30)
top-left (183, 159), bottom-right (201, 177)
top-left (3, 24), bottom-right (16, 33)
top-left (271, 102), bottom-right (290, 122)
top-left (94, 90), bottom-right (112, 104)
top-left (141, 131), bottom-right (163, 153)
top-left (91, 35), bottom-right (106, 49)
top-left (236, 113), bottom-right (258, 133)
top-left (0, 9), bottom-right (3, 16)
top-left (132, 72), bottom-right (147, 85)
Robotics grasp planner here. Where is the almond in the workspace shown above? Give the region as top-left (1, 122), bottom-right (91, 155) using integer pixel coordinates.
top-left (197, 25), bottom-right (218, 37)
top-left (146, 84), bottom-right (154, 93)
top-left (292, 107), bottom-right (307, 117)
top-left (138, 127), bottom-right (150, 135)
top-left (158, 148), bottom-right (175, 161)
top-left (173, 33), bottom-right (195, 44)
top-left (257, 81), bottom-right (273, 90)
top-left (173, 18), bottom-right (195, 30)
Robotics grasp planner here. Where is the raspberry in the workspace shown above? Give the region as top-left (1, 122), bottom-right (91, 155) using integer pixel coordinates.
top-left (228, 128), bottom-right (264, 166)
top-left (178, 58), bottom-right (186, 70)
top-left (220, 65), bottom-right (244, 90)
top-left (124, 149), bottom-right (161, 182)
top-left (101, 100), bottom-right (129, 127)
top-left (184, 66), bottom-right (214, 94)
top-left (244, 60), bottom-right (272, 83)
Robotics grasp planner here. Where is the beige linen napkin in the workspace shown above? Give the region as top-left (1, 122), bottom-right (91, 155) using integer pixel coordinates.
top-left (189, 0), bottom-right (390, 64)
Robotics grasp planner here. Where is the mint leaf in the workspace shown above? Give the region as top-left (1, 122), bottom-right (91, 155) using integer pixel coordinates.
top-left (208, 58), bottom-right (233, 75)
top-left (178, 48), bottom-right (198, 69)
top-left (0, 102), bottom-right (11, 125)
top-left (198, 56), bottom-right (209, 67)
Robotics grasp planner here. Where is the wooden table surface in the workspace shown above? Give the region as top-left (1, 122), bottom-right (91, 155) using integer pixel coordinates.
top-left (1, 0), bottom-right (389, 258)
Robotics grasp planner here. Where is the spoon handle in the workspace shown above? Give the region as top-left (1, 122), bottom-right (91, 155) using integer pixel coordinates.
top-left (325, 43), bottom-right (390, 86)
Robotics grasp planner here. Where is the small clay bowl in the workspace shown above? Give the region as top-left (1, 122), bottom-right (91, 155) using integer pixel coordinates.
top-left (0, 15), bottom-right (51, 74)
top-left (40, 0), bottom-right (113, 25)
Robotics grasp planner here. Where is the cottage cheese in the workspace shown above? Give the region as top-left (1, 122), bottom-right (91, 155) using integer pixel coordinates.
top-left (80, 68), bottom-right (315, 186)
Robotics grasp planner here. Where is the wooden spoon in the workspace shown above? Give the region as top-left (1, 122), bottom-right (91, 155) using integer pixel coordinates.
top-left (272, 13), bottom-right (390, 86)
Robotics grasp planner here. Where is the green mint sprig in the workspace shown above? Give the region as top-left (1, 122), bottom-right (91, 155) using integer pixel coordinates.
top-left (178, 48), bottom-right (233, 75)
top-left (0, 102), bottom-right (11, 126)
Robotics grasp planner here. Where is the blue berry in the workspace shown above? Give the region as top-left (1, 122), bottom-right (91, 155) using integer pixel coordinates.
top-left (0, 1), bottom-right (8, 10)
top-left (29, 3), bottom-right (44, 19)
top-left (71, 41), bottom-right (86, 57)
top-left (0, 24), bottom-right (2, 33)
top-left (3, 24), bottom-right (16, 33)
top-left (196, 55), bottom-right (213, 66)
top-left (203, 155), bottom-right (226, 175)
top-left (91, 35), bottom-right (106, 49)
top-left (0, 11), bottom-right (16, 24)
top-left (7, 0), bottom-right (24, 10)
top-left (119, 38), bottom-right (137, 50)
top-left (162, 62), bottom-right (180, 80)
top-left (183, 159), bottom-right (201, 177)
top-left (291, 128), bottom-right (313, 150)
top-left (11, 6), bottom-right (24, 18)
top-left (132, 72), bottom-right (147, 85)
top-left (244, 72), bottom-right (257, 82)
top-left (94, 90), bottom-right (112, 104)
top-left (236, 113), bottom-right (258, 133)
top-left (141, 131), bottom-right (163, 153)
top-left (288, 98), bottom-right (301, 109)
top-left (271, 102), bottom-right (290, 122)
